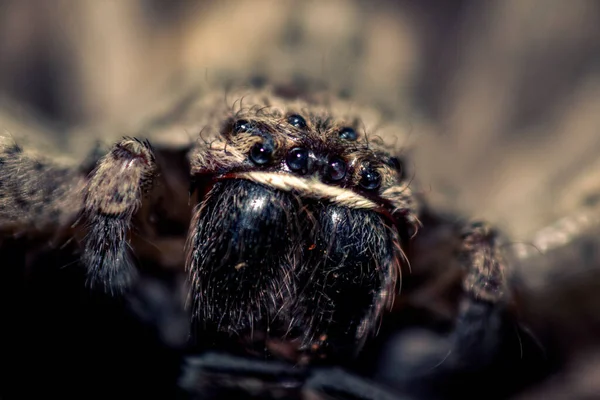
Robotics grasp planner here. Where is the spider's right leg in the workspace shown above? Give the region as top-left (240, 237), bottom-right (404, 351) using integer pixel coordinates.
top-left (1, 133), bottom-right (157, 294)
top-left (0, 134), bottom-right (85, 235)
top-left (81, 137), bottom-right (157, 294)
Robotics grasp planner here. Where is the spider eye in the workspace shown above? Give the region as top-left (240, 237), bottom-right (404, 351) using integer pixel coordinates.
top-left (250, 140), bottom-right (274, 165)
top-left (387, 156), bottom-right (402, 172)
top-left (233, 119), bottom-right (251, 134)
top-left (338, 127), bottom-right (357, 141)
top-left (325, 156), bottom-right (347, 182)
top-left (286, 147), bottom-right (309, 174)
top-left (359, 167), bottom-right (381, 191)
top-left (287, 114), bottom-right (307, 129)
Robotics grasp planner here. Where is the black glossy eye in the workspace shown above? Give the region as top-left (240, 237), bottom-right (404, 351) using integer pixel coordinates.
top-left (338, 127), bottom-right (357, 141)
top-left (325, 156), bottom-right (347, 182)
top-left (233, 119), bottom-right (251, 134)
top-left (250, 141), bottom-right (273, 165)
top-left (360, 167), bottom-right (381, 191)
top-left (287, 114), bottom-right (307, 129)
top-left (286, 148), bottom-right (309, 174)
top-left (387, 156), bottom-right (402, 171)
top-left (386, 156), bottom-right (405, 180)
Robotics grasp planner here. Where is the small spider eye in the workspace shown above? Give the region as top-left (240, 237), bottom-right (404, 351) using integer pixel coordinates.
top-left (359, 167), bottom-right (381, 191)
top-left (250, 140), bottom-right (274, 165)
top-left (233, 119), bottom-right (251, 134)
top-left (325, 156), bottom-right (347, 182)
top-left (386, 156), bottom-right (405, 180)
top-left (338, 127), bottom-right (357, 141)
top-left (286, 148), bottom-right (309, 174)
top-left (387, 157), bottom-right (402, 171)
top-left (287, 114), bottom-right (307, 129)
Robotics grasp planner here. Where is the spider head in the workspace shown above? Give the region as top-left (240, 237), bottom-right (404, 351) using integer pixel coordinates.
top-left (186, 88), bottom-right (416, 363)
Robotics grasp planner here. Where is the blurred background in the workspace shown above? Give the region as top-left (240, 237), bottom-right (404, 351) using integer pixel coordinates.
top-left (2, 0), bottom-right (599, 241)
top-left (1, 0), bottom-right (600, 398)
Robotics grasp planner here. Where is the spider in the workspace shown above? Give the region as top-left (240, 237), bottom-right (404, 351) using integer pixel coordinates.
top-left (0, 82), bottom-right (547, 399)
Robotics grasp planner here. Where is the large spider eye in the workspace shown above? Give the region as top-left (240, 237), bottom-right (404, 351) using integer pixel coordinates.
top-left (286, 147), bottom-right (309, 174)
top-left (359, 167), bottom-right (381, 191)
top-left (233, 119), bottom-right (251, 134)
top-left (250, 140), bottom-right (274, 165)
top-left (287, 114), bottom-right (307, 129)
top-left (338, 127), bottom-right (357, 141)
top-left (325, 156), bottom-right (347, 182)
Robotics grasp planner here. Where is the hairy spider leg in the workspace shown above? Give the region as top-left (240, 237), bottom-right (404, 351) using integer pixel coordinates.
top-left (0, 135), bottom-right (85, 234)
top-left (82, 137), bottom-right (157, 294)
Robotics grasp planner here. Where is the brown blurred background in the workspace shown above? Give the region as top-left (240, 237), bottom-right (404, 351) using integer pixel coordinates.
top-left (1, 0), bottom-right (599, 242)
top-left (1, 0), bottom-right (600, 397)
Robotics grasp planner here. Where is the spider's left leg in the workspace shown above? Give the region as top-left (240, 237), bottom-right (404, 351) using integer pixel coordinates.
top-left (446, 221), bottom-right (512, 367)
top-left (430, 221), bottom-right (547, 396)
top-left (81, 137), bottom-right (157, 294)
top-left (378, 221), bottom-right (543, 399)
top-left (448, 221), bottom-right (548, 391)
